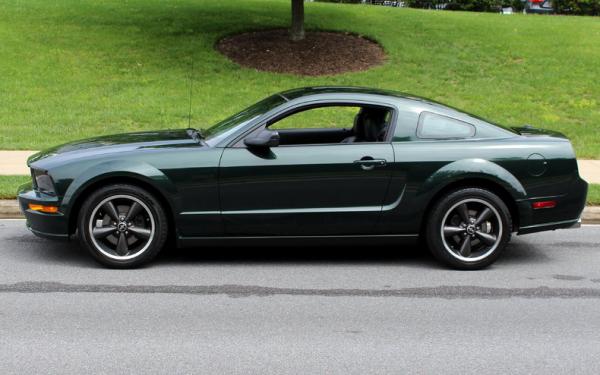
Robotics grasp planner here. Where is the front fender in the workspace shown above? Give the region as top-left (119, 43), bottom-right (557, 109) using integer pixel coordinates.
top-left (60, 160), bottom-right (177, 216)
top-left (420, 158), bottom-right (527, 200)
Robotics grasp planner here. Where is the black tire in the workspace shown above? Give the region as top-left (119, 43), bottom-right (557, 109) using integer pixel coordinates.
top-left (425, 187), bottom-right (512, 270)
top-left (77, 184), bottom-right (168, 268)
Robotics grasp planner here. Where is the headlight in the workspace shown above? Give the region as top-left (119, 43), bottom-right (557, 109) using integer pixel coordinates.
top-left (32, 169), bottom-right (56, 195)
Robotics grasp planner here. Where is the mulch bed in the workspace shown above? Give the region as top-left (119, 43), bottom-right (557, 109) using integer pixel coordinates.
top-left (216, 29), bottom-right (386, 76)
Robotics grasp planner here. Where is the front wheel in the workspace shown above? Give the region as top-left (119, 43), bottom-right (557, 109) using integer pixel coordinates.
top-left (426, 188), bottom-right (512, 270)
top-left (78, 184), bottom-right (168, 268)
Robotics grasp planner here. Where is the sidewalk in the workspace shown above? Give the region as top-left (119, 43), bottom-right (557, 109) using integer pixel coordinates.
top-left (0, 151), bottom-right (36, 175)
top-left (2, 151), bottom-right (599, 183)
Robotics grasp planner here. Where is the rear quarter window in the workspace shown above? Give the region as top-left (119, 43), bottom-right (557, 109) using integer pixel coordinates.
top-left (417, 112), bottom-right (476, 139)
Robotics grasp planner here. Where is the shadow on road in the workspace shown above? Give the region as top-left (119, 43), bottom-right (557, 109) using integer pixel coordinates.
top-left (158, 243), bottom-right (437, 267)
top-left (6, 231), bottom-right (550, 270)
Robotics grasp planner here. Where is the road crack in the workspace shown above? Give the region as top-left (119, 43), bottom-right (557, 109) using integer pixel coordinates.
top-left (2, 282), bottom-right (600, 299)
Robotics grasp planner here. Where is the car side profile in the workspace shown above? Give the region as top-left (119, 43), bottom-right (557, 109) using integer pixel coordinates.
top-left (18, 87), bottom-right (588, 269)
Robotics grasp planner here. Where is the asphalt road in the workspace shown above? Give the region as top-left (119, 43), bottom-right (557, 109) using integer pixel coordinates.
top-left (1, 220), bottom-right (600, 374)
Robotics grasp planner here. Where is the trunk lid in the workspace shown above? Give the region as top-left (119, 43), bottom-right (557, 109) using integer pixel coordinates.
top-left (511, 125), bottom-right (568, 139)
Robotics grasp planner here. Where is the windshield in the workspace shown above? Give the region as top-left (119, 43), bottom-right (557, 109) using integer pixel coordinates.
top-left (203, 94), bottom-right (286, 144)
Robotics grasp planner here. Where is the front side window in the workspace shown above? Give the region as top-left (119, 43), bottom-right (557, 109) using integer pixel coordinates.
top-left (269, 106), bottom-right (359, 131)
top-left (417, 112), bottom-right (475, 139)
top-left (266, 104), bottom-right (393, 146)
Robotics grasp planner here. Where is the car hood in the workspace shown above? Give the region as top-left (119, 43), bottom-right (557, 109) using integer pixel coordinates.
top-left (28, 129), bottom-right (202, 166)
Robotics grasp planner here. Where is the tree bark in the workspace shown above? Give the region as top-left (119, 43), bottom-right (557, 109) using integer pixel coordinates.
top-left (290, 0), bottom-right (305, 41)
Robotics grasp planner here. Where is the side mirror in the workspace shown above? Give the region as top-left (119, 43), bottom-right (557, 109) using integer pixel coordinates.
top-left (244, 129), bottom-right (280, 148)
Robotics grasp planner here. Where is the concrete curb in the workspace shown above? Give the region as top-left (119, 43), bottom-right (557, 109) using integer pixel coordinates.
top-left (584, 206), bottom-right (600, 224)
top-left (1, 200), bottom-right (599, 224)
top-left (0, 200), bottom-right (21, 219)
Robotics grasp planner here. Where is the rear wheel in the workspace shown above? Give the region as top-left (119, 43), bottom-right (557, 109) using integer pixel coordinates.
top-left (426, 188), bottom-right (512, 270)
top-left (78, 184), bottom-right (168, 268)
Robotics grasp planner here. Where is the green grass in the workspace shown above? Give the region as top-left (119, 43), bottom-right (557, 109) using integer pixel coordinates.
top-left (588, 184), bottom-right (600, 205)
top-left (0, 176), bottom-right (29, 199)
top-left (0, 0), bottom-right (599, 156)
top-left (0, 174), bottom-right (598, 204)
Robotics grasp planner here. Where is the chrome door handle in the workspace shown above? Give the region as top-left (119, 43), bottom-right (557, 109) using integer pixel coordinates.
top-left (354, 158), bottom-right (387, 170)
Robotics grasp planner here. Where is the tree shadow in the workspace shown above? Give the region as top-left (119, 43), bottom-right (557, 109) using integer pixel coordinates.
top-left (45, 1), bottom-right (364, 69)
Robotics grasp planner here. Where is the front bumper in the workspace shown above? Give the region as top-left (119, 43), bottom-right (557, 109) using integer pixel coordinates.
top-left (17, 183), bottom-right (69, 240)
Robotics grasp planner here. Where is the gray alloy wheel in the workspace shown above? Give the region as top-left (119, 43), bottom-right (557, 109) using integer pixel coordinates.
top-left (440, 198), bottom-right (503, 262)
top-left (426, 187), bottom-right (511, 270)
top-left (88, 194), bottom-right (156, 261)
top-left (78, 184), bottom-right (168, 268)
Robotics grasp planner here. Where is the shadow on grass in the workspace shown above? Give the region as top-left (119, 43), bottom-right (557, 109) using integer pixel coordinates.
top-left (41, 0), bottom-right (364, 69)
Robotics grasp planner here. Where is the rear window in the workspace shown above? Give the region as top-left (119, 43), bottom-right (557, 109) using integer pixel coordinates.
top-left (417, 112), bottom-right (475, 139)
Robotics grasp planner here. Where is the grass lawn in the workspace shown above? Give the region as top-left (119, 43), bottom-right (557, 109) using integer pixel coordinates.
top-left (589, 184), bottom-right (600, 205)
top-left (0, 176), bottom-right (29, 199)
top-left (0, 0), bottom-right (599, 157)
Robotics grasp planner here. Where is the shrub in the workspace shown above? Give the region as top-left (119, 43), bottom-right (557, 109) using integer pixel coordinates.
top-left (405, 0), bottom-right (503, 11)
top-left (554, 0), bottom-right (600, 15)
top-left (316, 0), bottom-right (364, 3)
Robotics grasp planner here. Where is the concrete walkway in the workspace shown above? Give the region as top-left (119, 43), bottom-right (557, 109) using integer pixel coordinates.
top-left (578, 160), bottom-right (600, 185)
top-left (0, 151), bottom-right (36, 175)
top-left (0, 151), bottom-right (599, 184)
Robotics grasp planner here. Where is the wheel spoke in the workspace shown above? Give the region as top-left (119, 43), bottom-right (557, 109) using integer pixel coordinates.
top-left (116, 232), bottom-right (129, 255)
top-left (458, 236), bottom-right (471, 257)
top-left (474, 207), bottom-right (493, 226)
top-left (456, 203), bottom-right (470, 223)
top-left (475, 231), bottom-right (497, 246)
top-left (125, 202), bottom-right (143, 222)
top-left (102, 201), bottom-right (120, 222)
top-left (444, 226), bottom-right (465, 236)
top-left (92, 226), bottom-right (116, 239)
top-left (128, 226), bottom-right (151, 240)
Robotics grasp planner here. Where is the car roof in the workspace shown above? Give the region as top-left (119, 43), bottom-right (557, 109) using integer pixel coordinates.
top-left (277, 86), bottom-right (517, 135)
top-left (279, 86), bottom-right (447, 107)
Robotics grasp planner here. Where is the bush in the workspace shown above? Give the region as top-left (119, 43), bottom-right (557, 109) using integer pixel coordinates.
top-left (316, 0), bottom-right (364, 3)
top-left (405, 0), bottom-right (503, 11)
top-left (554, 0), bottom-right (600, 15)
top-left (508, 0), bottom-right (525, 11)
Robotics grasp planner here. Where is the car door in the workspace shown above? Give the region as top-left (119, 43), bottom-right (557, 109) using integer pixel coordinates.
top-left (218, 104), bottom-right (395, 236)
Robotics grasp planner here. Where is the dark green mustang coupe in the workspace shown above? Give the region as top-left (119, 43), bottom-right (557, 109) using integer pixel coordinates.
top-left (18, 87), bottom-right (587, 269)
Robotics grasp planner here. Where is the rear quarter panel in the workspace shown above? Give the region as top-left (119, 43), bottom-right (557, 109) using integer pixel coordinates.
top-left (381, 136), bottom-right (583, 234)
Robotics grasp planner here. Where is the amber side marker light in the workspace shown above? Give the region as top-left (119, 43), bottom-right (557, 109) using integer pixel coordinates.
top-left (532, 200), bottom-right (557, 209)
top-left (28, 203), bottom-right (59, 213)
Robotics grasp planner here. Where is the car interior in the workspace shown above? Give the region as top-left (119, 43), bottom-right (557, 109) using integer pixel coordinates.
top-left (267, 105), bottom-right (393, 146)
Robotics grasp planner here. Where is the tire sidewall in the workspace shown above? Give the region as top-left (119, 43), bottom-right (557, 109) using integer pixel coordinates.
top-left (426, 188), bottom-right (512, 270)
top-left (77, 184), bottom-right (168, 268)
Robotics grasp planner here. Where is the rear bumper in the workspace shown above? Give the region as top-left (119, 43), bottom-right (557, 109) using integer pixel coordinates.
top-left (517, 177), bottom-right (587, 235)
top-left (518, 217), bottom-right (581, 235)
top-left (17, 183), bottom-right (69, 240)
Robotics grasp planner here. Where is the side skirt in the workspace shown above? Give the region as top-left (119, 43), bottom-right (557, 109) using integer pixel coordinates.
top-left (177, 234), bottom-right (419, 248)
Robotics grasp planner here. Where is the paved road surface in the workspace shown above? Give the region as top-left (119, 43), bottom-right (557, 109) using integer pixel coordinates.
top-left (1, 220), bottom-right (599, 374)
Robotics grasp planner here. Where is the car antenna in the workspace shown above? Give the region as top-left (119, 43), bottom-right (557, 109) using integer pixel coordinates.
top-left (187, 40), bottom-right (194, 129)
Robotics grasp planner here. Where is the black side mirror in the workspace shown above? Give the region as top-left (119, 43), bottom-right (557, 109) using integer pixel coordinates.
top-left (244, 129), bottom-right (280, 148)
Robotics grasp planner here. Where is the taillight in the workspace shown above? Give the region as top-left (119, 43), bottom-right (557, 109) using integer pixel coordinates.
top-left (532, 200), bottom-right (556, 209)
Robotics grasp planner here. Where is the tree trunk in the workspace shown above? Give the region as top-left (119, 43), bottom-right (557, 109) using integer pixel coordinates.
top-left (290, 0), bottom-right (305, 41)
